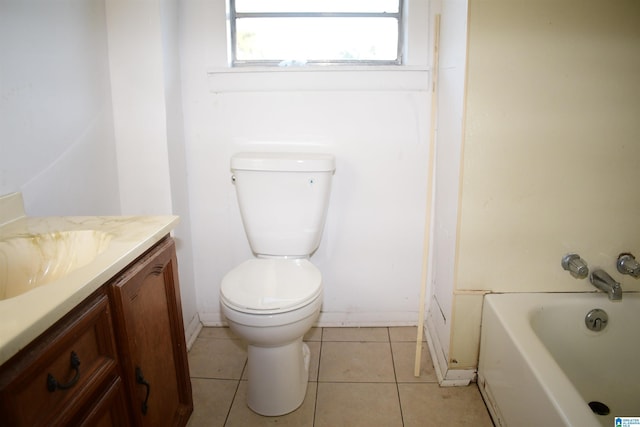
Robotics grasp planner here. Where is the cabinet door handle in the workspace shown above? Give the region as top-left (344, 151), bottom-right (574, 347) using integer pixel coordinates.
top-left (135, 366), bottom-right (151, 415)
top-left (150, 263), bottom-right (165, 276)
top-left (47, 351), bottom-right (81, 392)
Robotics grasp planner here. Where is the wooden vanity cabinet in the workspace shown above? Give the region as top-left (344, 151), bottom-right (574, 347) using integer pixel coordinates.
top-left (109, 236), bottom-right (193, 427)
top-left (75, 376), bottom-right (131, 426)
top-left (0, 236), bottom-right (192, 427)
top-left (0, 290), bottom-right (129, 427)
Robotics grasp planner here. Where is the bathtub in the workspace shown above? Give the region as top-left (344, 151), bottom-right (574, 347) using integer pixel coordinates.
top-left (478, 292), bottom-right (640, 427)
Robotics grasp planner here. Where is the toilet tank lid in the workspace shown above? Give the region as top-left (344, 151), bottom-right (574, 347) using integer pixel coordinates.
top-left (231, 152), bottom-right (335, 172)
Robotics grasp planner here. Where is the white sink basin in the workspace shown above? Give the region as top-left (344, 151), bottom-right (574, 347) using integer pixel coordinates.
top-left (0, 230), bottom-right (112, 300)
top-left (0, 191), bottom-right (180, 365)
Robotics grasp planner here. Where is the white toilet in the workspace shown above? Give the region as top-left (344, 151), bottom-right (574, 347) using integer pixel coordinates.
top-left (220, 152), bottom-right (335, 416)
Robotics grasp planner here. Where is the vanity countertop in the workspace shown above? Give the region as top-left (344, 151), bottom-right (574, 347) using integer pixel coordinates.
top-left (0, 193), bottom-right (179, 365)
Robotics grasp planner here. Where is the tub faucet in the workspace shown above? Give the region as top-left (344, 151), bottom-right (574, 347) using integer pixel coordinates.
top-left (589, 269), bottom-right (622, 301)
top-left (616, 253), bottom-right (640, 278)
top-left (561, 253), bottom-right (589, 279)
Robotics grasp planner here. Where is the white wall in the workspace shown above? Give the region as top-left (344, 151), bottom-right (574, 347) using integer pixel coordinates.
top-left (0, 0), bottom-right (120, 216)
top-left (180, 1), bottom-right (434, 326)
top-left (161, 0), bottom-right (200, 343)
top-left (0, 0), bottom-right (199, 341)
top-left (105, 0), bottom-right (199, 338)
top-left (105, 0), bottom-right (173, 215)
top-left (424, 0), bottom-right (469, 381)
top-left (427, 0), bottom-right (640, 379)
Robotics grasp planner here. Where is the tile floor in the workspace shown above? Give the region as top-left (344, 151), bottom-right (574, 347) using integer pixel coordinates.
top-left (186, 326), bottom-right (494, 426)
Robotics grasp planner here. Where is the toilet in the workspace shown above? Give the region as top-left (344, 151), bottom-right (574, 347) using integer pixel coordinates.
top-left (220, 152), bottom-right (335, 416)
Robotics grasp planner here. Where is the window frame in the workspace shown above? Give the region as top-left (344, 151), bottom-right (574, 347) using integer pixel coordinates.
top-left (228, 0), bottom-right (405, 67)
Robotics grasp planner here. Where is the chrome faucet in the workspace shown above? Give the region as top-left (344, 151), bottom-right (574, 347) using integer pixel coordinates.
top-left (589, 269), bottom-right (622, 301)
top-left (561, 253), bottom-right (589, 279)
top-left (617, 253), bottom-right (640, 278)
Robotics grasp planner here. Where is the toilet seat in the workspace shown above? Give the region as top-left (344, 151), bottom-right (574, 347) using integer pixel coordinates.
top-left (221, 258), bottom-right (322, 314)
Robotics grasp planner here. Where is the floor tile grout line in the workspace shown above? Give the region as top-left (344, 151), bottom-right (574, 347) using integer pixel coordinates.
top-left (310, 380), bottom-right (319, 427)
top-left (223, 360), bottom-right (246, 426)
top-left (317, 339), bottom-right (419, 344)
top-left (387, 328), bottom-right (406, 426)
top-left (312, 328), bottom-right (324, 427)
top-left (189, 375), bottom-right (244, 381)
top-left (315, 380), bottom-right (403, 385)
top-left (189, 378), bottom-right (437, 384)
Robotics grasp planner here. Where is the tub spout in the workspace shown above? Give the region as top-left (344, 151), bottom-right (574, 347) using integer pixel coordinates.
top-left (589, 269), bottom-right (622, 301)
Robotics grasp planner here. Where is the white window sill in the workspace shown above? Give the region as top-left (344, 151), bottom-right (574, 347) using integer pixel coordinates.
top-left (206, 65), bottom-right (430, 92)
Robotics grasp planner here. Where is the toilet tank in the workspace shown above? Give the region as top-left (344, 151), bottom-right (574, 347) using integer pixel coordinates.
top-left (231, 152), bottom-right (335, 257)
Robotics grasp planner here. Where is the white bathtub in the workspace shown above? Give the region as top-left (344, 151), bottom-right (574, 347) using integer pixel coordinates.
top-left (478, 292), bottom-right (640, 427)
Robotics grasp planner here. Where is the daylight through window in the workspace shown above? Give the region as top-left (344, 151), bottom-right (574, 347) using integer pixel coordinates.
top-left (229, 0), bottom-right (404, 66)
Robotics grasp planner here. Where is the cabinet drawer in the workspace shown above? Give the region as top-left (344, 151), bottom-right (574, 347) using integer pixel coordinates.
top-left (75, 376), bottom-right (131, 427)
top-left (0, 291), bottom-right (119, 427)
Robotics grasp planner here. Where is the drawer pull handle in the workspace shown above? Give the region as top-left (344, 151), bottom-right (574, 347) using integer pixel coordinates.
top-left (47, 351), bottom-right (81, 392)
top-left (135, 366), bottom-right (151, 415)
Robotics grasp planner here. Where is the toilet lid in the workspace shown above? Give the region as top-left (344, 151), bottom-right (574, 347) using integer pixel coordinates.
top-left (220, 258), bottom-right (322, 312)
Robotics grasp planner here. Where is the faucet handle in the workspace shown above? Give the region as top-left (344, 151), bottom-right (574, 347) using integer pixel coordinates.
top-left (562, 253), bottom-right (589, 279)
top-left (617, 253), bottom-right (640, 278)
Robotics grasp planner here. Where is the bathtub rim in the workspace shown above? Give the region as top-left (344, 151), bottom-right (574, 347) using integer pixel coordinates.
top-left (477, 292), bottom-right (633, 427)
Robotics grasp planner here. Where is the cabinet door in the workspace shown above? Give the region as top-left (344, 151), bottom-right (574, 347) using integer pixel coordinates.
top-left (110, 237), bottom-right (192, 427)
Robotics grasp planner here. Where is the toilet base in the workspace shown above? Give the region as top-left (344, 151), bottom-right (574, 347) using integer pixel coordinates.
top-left (220, 285), bottom-right (322, 416)
top-left (246, 339), bottom-right (311, 416)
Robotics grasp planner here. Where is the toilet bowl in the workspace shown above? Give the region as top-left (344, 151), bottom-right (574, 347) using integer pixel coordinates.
top-left (221, 258), bottom-right (322, 415)
top-left (220, 152), bottom-right (334, 416)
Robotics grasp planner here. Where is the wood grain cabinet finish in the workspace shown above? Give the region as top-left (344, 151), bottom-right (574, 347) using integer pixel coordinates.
top-left (0, 236), bottom-right (192, 427)
top-left (75, 376), bottom-right (131, 426)
top-left (109, 236), bottom-right (192, 427)
top-left (0, 291), bottom-right (125, 427)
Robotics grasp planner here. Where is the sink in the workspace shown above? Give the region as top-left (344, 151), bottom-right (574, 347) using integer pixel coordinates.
top-left (0, 230), bottom-right (112, 300)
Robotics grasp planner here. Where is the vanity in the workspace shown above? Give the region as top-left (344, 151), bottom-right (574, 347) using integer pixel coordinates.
top-left (0, 193), bottom-right (192, 426)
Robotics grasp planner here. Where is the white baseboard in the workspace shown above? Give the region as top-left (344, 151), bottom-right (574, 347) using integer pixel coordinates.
top-left (198, 310), bottom-right (418, 328)
top-left (185, 312), bottom-right (203, 351)
top-left (425, 310), bottom-right (475, 386)
top-left (316, 311), bottom-right (417, 327)
top-left (199, 312), bottom-right (226, 327)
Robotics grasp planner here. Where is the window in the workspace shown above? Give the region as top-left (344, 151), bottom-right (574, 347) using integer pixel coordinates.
top-left (229, 0), bottom-right (404, 66)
